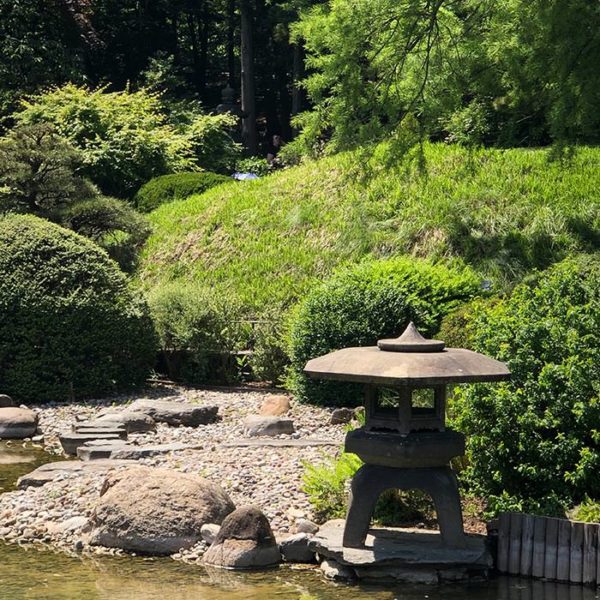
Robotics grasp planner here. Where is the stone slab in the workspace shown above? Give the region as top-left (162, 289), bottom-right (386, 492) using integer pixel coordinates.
top-left (59, 432), bottom-right (127, 456)
top-left (110, 442), bottom-right (202, 460)
top-left (309, 520), bottom-right (492, 570)
top-left (222, 438), bottom-right (337, 448)
top-left (17, 459), bottom-right (136, 489)
top-left (127, 399), bottom-right (218, 427)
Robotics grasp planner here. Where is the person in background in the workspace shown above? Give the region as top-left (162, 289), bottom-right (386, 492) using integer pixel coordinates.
top-left (265, 134), bottom-right (283, 165)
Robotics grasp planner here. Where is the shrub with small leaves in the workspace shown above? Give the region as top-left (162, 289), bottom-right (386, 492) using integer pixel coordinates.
top-left (286, 258), bottom-right (481, 406)
top-left (147, 282), bottom-right (250, 384)
top-left (135, 171), bottom-right (231, 213)
top-left (0, 214), bottom-right (156, 403)
top-left (451, 255), bottom-right (600, 515)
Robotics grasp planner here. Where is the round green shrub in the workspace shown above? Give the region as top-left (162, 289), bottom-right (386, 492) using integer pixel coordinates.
top-left (286, 258), bottom-right (481, 406)
top-left (451, 255), bottom-right (600, 515)
top-left (0, 215), bottom-right (157, 403)
top-left (135, 172), bottom-right (231, 213)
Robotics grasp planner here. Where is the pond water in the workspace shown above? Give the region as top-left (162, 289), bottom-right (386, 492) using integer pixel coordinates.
top-left (0, 443), bottom-right (597, 600)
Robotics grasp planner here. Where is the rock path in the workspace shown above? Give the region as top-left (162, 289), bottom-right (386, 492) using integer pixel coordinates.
top-left (0, 384), bottom-right (348, 557)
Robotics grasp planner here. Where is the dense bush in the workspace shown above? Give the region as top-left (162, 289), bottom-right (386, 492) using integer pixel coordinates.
top-left (0, 123), bottom-right (96, 219)
top-left (62, 197), bottom-right (151, 272)
top-left (135, 172), bottom-right (231, 213)
top-left (451, 255), bottom-right (600, 515)
top-left (16, 85), bottom-right (239, 198)
top-left (287, 258), bottom-right (481, 406)
top-left (0, 215), bottom-right (156, 403)
top-left (147, 282), bottom-right (250, 384)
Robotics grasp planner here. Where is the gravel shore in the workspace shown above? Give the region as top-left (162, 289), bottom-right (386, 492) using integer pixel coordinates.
top-left (0, 384), bottom-right (346, 559)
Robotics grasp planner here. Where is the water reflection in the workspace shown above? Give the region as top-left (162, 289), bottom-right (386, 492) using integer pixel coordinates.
top-left (0, 542), bottom-right (597, 600)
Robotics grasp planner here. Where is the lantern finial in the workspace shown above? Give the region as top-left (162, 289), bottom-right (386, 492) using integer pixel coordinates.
top-left (377, 321), bottom-right (445, 352)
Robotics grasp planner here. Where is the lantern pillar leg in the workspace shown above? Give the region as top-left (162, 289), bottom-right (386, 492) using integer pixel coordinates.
top-left (343, 465), bottom-right (466, 549)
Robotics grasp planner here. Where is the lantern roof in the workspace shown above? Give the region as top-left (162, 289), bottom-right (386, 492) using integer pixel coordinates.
top-left (304, 322), bottom-right (510, 386)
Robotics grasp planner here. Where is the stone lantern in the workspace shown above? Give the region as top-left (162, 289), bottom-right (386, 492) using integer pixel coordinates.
top-left (304, 322), bottom-right (510, 550)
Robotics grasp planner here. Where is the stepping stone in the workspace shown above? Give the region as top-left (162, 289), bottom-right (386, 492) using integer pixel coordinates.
top-left (243, 415), bottom-right (295, 437)
top-left (95, 411), bottom-right (156, 433)
top-left (110, 442), bottom-right (201, 460)
top-left (59, 431), bottom-right (127, 456)
top-left (74, 426), bottom-right (127, 437)
top-left (77, 440), bottom-right (130, 461)
top-left (78, 441), bottom-right (202, 461)
top-left (73, 421), bottom-right (126, 433)
top-left (127, 399), bottom-right (218, 427)
top-left (17, 459), bottom-right (136, 489)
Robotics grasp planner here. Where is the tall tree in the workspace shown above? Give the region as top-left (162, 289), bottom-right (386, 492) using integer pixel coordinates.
top-left (240, 0), bottom-right (258, 152)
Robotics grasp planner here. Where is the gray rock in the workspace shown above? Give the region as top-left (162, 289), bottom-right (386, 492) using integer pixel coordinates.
top-left (59, 431), bottom-right (126, 456)
top-left (279, 533), bottom-right (315, 563)
top-left (0, 407), bottom-right (38, 439)
top-left (17, 459), bottom-right (137, 489)
top-left (201, 523), bottom-right (220, 545)
top-left (259, 395), bottom-right (291, 416)
top-left (203, 506), bottom-right (281, 569)
top-left (110, 442), bottom-right (201, 460)
top-left (77, 440), bottom-right (130, 461)
top-left (295, 518), bottom-right (319, 535)
top-left (0, 394), bottom-right (15, 408)
top-left (330, 407), bottom-right (356, 425)
top-left (89, 467), bottom-right (235, 555)
top-left (96, 411), bottom-right (157, 433)
top-left (320, 559), bottom-right (355, 580)
top-left (243, 416), bottom-right (295, 437)
top-left (128, 399), bottom-right (218, 427)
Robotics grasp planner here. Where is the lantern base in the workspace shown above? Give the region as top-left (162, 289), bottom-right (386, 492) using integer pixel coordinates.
top-left (308, 520), bottom-right (492, 583)
top-left (343, 464), bottom-right (466, 549)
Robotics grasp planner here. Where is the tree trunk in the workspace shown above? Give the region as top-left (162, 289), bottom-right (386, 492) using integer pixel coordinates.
top-left (240, 0), bottom-right (258, 154)
top-left (227, 0), bottom-right (236, 86)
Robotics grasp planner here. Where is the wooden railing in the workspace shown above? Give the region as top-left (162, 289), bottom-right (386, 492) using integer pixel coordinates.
top-left (497, 512), bottom-right (599, 586)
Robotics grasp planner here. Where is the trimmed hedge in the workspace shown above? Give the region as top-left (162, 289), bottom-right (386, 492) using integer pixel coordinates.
top-left (286, 258), bottom-right (481, 406)
top-left (451, 255), bottom-right (600, 515)
top-left (135, 172), bottom-right (231, 213)
top-left (0, 215), bottom-right (157, 403)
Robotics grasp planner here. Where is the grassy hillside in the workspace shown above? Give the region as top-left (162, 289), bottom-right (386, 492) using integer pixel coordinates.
top-left (139, 143), bottom-right (600, 315)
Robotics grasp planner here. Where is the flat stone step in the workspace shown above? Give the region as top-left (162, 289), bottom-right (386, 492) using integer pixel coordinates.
top-left (74, 427), bottom-right (127, 437)
top-left (77, 440), bottom-right (130, 461)
top-left (17, 459), bottom-right (136, 489)
top-left (59, 431), bottom-right (127, 456)
top-left (109, 442), bottom-right (202, 460)
top-left (73, 420), bottom-right (126, 432)
top-left (78, 441), bottom-right (202, 461)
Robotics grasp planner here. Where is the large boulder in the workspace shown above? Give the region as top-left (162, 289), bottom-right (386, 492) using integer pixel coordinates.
top-left (203, 506), bottom-right (281, 569)
top-left (127, 399), bottom-right (218, 427)
top-left (89, 467), bottom-right (235, 554)
top-left (259, 395), bottom-right (291, 416)
top-left (0, 407), bottom-right (38, 439)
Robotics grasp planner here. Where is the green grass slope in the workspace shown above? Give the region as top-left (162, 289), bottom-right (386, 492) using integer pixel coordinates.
top-left (139, 143), bottom-right (600, 314)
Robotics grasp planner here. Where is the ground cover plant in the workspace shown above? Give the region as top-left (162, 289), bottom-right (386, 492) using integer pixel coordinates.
top-left (139, 143), bottom-right (599, 385)
top-left (451, 255), bottom-right (600, 516)
top-left (0, 214), bottom-right (156, 403)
